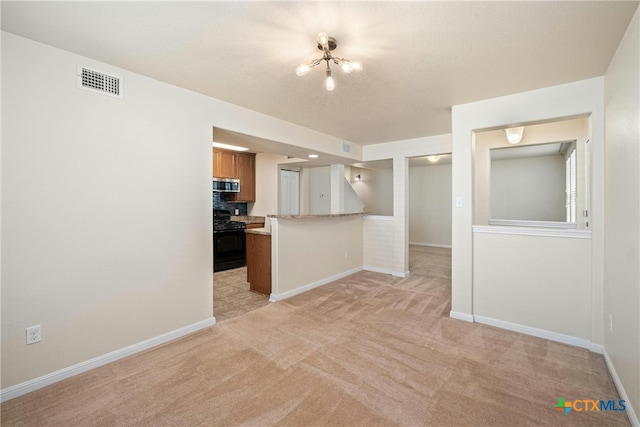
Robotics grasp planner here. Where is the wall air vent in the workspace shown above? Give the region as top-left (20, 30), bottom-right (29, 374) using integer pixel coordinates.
top-left (341, 142), bottom-right (351, 154)
top-left (77, 65), bottom-right (123, 99)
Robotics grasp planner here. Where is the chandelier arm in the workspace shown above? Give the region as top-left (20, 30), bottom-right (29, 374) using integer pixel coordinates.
top-left (308, 57), bottom-right (324, 68)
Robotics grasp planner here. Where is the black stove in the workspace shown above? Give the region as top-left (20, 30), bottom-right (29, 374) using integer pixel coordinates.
top-left (213, 209), bottom-right (246, 272)
top-left (213, 209), bottom-right (247, 231)
top-left (214, 220), bottom-right (246, 231)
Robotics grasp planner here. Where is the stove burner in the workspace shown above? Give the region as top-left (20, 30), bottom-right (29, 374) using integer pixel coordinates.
top-left (214, 209), bottom-right (246, 232)
top-left (214, 220), bottom-right (246, 231)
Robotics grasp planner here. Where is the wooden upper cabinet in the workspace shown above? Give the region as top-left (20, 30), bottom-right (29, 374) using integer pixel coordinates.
top-left (212, 149), bottom-right (256, 202)
top-left (231, 152), bottom-right (256, 202)
top-left (212, 149), bottom-right (236, 178)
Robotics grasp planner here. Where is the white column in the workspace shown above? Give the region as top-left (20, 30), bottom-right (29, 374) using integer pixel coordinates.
top-left (330, 164), bottom-right (345, 214)
top-left (393, 157), bottom-right (409, 277)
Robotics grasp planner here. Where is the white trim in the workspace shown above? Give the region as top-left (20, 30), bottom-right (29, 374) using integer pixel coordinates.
top-left (269, 267), bottom-right (362, 302)
top-left (1, 317), bottom-right (216, 403)
top-left (488, 219), bottom-right (577, 229)
top-left (409, 242), bottom-right (452, 249)
top-left (474, 315), bottom-right (592, 349)
top-left (603, 349), bottom-right (639, 427)
top-left (588, 343), bottom-right (604, 354)
top-left (363, 215), bottom-right (394, 221)
top-left (363, 265), bottom-right (394, 275)
top-left (473, 225), bottom-right (592, 239)
top-left (392, 270), bottom-right (410, 278)
top-left (449, 311), bottom-right (474, 322)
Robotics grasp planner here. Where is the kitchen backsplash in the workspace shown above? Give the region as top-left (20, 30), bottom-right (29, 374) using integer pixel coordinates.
top-left (213, 192), bottom-right (248, 215)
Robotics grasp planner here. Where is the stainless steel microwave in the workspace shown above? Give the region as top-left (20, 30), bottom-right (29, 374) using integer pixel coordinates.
top-left (212, 178), bottom-right (240, 193)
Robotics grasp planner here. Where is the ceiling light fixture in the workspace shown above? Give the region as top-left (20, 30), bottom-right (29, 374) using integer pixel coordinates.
top-left (308, 154), bottom-right (319, 159)
top-left (504, 126), bottom-right (525, 145)
top-left (427, 155), bottom-right (441, 163)
top-left (296, 32), bottom-right (362, 91)
top-left (212, 142), bottom-right (249, 151)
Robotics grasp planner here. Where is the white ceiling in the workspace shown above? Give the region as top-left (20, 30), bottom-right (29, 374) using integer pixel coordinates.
top-left (2, 1), bottom-right (637, 147)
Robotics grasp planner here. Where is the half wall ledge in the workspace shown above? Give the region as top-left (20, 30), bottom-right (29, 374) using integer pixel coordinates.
top-left (267, 212), bottom-right (367, 219)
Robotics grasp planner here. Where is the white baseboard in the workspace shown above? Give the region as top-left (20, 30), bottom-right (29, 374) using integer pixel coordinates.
top-left (409, 242), bottom-right (452, 249)
top-left (474, 315), bottom-right (592, 349)
top-left (449, 310), bottom-right (474, 322)
top-left (392, 270), bottom-right (410, 278)
top-left (588, 343), bottom-right (604, 354)
top-left (603, 349), bottom-right (639, 427)
top-left (269, 267), bottom-right (363, 302)
top-left (363, 265), bottom-right (394, 275)
top-left (1, 317), bottom-right (216, 403)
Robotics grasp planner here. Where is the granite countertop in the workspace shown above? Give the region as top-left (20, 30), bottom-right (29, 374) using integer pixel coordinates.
top-left (245, 227), bottom-right (271, 236)
top-left (231, 215), bottom-right (265, 224)
top-left (267, 212), bottom-right (367, 219)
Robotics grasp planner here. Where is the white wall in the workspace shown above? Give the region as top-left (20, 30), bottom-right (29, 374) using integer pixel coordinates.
top-left (409, 163), bottom-right (452, 247)
top-left (349, 167), bottom-right (393, 216)
top-left (1, 32), bottom-right (357, 392)
top-left (307, 166), bottom-right (331, 214)
top-left (249, 152), bottom-right (289, 217)
top-left (473, 230), bottom-right (592, 341)
top-left (270, 216), bottom-right (363, 298)
top-left (604, 6), bottom-right (640, 423)
top-left (363, 216), bottom-right (395, 274)
top-left (362, 134), bottom-right (453, 276)
top-left (490, 155), bottom-right (565, 221)
top-left (451, 78), bottom-right (605, 345)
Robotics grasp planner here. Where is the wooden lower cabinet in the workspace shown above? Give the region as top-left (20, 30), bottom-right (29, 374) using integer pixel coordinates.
top-left (246, 232), bottom-right (271, 296)
top-left (245, 223), bottom-right (265, 229)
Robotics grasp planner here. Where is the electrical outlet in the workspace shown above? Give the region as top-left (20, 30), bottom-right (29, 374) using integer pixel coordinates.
top-left (26, 325), bottom-right (41, 345)
top-left (345, 250), bottom-right (349, 258)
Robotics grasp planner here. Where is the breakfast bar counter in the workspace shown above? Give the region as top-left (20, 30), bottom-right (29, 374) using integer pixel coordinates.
top-left (267, 212), bottom-right (366, 220)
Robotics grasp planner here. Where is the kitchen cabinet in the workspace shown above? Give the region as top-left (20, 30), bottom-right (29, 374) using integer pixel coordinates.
top-left (212, 148), bottom-right (236, 178)
top-left (246, 232), bottom-right (271, 295)
top-left (230, 152), bottom-right (255, 202)
top-left (212, 149), bottom-right (256, 202)
top-left (245, 223), bottom-right (265, 229)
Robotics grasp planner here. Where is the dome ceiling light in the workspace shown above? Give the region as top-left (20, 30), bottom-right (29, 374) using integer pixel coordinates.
top-left (295, 32), bottom-right (362, 91)
top-left (504, 126), bottom-right (525, 144)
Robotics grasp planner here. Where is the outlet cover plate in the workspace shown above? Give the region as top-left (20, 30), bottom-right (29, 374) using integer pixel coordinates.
top-left (26, 325), bottom-right (42, 345)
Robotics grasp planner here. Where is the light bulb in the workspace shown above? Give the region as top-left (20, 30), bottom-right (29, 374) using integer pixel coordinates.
top-left (317, 32), bottom-right (329, 48)
top-left (351, 61), bottom-right (362, 71)
top-left (341, 61), bottom-right (353, 73)
top-left (325, 76), bottom-right (335, 91)
top-left (427, 155), bottom-right (440, 163)
top-left (295, 63), bottom-right (311, 76)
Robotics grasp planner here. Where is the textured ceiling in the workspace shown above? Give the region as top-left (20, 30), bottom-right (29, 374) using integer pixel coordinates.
top-left (2, 1), bottom-right (638, 146)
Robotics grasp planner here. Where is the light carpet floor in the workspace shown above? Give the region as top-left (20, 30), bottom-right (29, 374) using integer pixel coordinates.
top-left (1, 247), bottom-right (629, 426)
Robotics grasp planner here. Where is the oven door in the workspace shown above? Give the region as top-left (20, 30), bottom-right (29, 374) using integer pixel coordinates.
top-left (213, 229), bottom-right (246, 272)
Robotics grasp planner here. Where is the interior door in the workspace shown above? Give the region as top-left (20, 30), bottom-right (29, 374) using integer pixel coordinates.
top-left (279, 169), bottom-right (300, 215)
